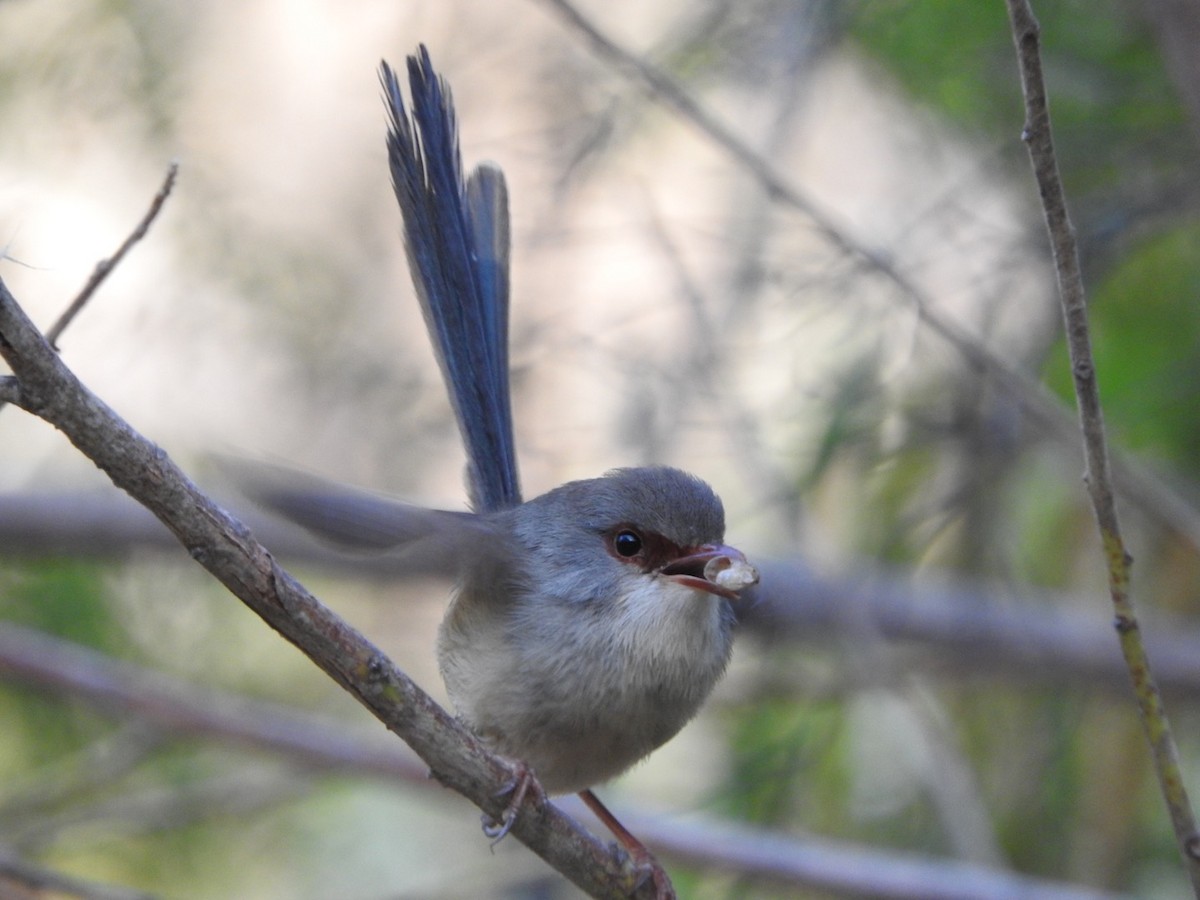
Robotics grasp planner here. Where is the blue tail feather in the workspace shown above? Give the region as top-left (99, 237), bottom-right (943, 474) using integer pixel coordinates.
top-left (381, 47), bottom-right (520, 512)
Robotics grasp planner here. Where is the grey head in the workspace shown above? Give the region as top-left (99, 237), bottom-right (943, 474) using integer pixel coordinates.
top-left (505, 466), bottom-right (734, 606)
top-left (524, 466), bottom-right (723, 539)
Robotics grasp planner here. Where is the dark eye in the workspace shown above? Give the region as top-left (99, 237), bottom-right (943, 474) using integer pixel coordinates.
top-left (613, 529), bottom-right (643, 558)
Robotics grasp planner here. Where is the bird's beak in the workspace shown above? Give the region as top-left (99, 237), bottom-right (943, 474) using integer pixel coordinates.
top-left (660, 544), bottom-right (759, 601)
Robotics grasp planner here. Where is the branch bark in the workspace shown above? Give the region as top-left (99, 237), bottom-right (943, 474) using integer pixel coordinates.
top-left (1004, 0), bottom-right (1200, 891)
top-left (0, 275), bottom-right (653, 899)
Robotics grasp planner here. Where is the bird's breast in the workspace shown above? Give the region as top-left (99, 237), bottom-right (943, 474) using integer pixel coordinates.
top-left (436, 577), bottom-right (734, 794)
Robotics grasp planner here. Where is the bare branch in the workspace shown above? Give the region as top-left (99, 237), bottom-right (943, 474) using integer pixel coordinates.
top-left (1004, 0), bottom-right (1200, 889)
top-left (0, 275), bottom-right (654, 900)
top-left (45, 162), bottom-right (179, 350)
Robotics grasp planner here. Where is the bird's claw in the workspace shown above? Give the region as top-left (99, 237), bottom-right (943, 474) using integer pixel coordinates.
top-left (578, 788), bottom-right (675, 898)
top-left (481, 812), bottom-right (515, 843)
top-left (614, 843), bottom-right (675, 900)
top-left (481, 761), bottom-right (544, 846)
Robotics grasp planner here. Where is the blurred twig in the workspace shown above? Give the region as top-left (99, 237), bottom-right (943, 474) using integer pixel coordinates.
top-left (8, 768), bottom-right (308, 856)
top-left (1004, 0), bottom-right (1200, 891)
top-left (0, 621), bottom-right (424, 782)
top-left (0, 848), bottom-right (157, 900)
top-left (0, 724), bottom-right (164, 829)
top-left (1140, 0), bottom-right (1200, 149)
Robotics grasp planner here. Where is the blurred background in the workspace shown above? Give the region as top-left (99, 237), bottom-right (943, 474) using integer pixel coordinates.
top-left (2, 0), bottom-right (1200, 897)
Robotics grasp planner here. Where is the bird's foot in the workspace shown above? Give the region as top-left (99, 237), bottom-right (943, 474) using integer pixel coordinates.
top-left (622, 846), bottom-right (675, 900)
top-left (481, 760), bottom-right (545, 845)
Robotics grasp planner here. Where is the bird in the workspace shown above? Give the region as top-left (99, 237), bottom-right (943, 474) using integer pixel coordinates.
top-left (250, 45), bottom-right (758, 899)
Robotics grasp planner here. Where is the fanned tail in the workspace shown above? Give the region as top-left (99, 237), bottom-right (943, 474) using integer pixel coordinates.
top-left (380, 47), bottom-right (519, 512)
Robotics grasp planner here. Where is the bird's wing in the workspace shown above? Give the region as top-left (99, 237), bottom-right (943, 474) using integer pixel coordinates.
top-left (225, 460), bottom-right (513, 578)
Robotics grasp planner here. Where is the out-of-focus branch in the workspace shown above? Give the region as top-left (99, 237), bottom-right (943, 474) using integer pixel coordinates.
top-left (0, 848), bottom-right (156, 900)
top-left (535, 0), bottom-right (1200, 554)
top-left (0, 725), bottom-right (164, 828)
top-left (0, 622), bottom-right (1122, 900)
top-left (746, 559), bottom-right (1200, 701)
top-left (0, 277), bottom-right (654, 900)
top-left (624, 812), bottom-right (1119, 900)
top-left (1140, 0), bottom-right (1200, 150)
top-left (1004, 1), bottom-right (1200, 891)
top-left (7, 491), bottom-right (1200, 700)
top-left (0, 622), bottom-right (425, 782)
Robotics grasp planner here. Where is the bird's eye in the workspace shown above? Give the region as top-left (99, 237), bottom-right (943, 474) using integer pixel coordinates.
top-left (613, 529), bottom-right (643, 558)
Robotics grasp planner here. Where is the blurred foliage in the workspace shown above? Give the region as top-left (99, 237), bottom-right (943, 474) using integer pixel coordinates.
top-left (851, 0), bottom-right (1200, 484)
top-left (851, 1), bottom-right (1187, 183)
top-left (0, 562), bottom-right (126, 754)
top-left (721, 698), bottom-right (846, 829)
top-left (1045, 223), bottom-right (1200, 470)
top-left (2, 559), bottom-right (121, 650)
top-left (851, 2), bottom-right (1019, 133)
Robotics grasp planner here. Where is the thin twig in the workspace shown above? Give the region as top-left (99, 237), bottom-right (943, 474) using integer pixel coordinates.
top-left (45, 161), bottom-right (179, 350)
top-left (1003, 1), bottom-right (1200, 892)
top-left (535, 0), bottom-right (1200, 553)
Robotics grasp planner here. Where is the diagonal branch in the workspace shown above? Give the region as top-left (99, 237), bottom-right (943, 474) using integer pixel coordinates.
top-left (0, 275), bottom-right (653, 900)
top-left (1004, 0), bottom-right (1200, 891)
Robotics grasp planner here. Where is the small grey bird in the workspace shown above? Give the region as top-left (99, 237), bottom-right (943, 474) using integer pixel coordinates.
top-left (438, 464), bottom-right (753, 798)
top-left (254, 47), bottom-right (757, 899)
